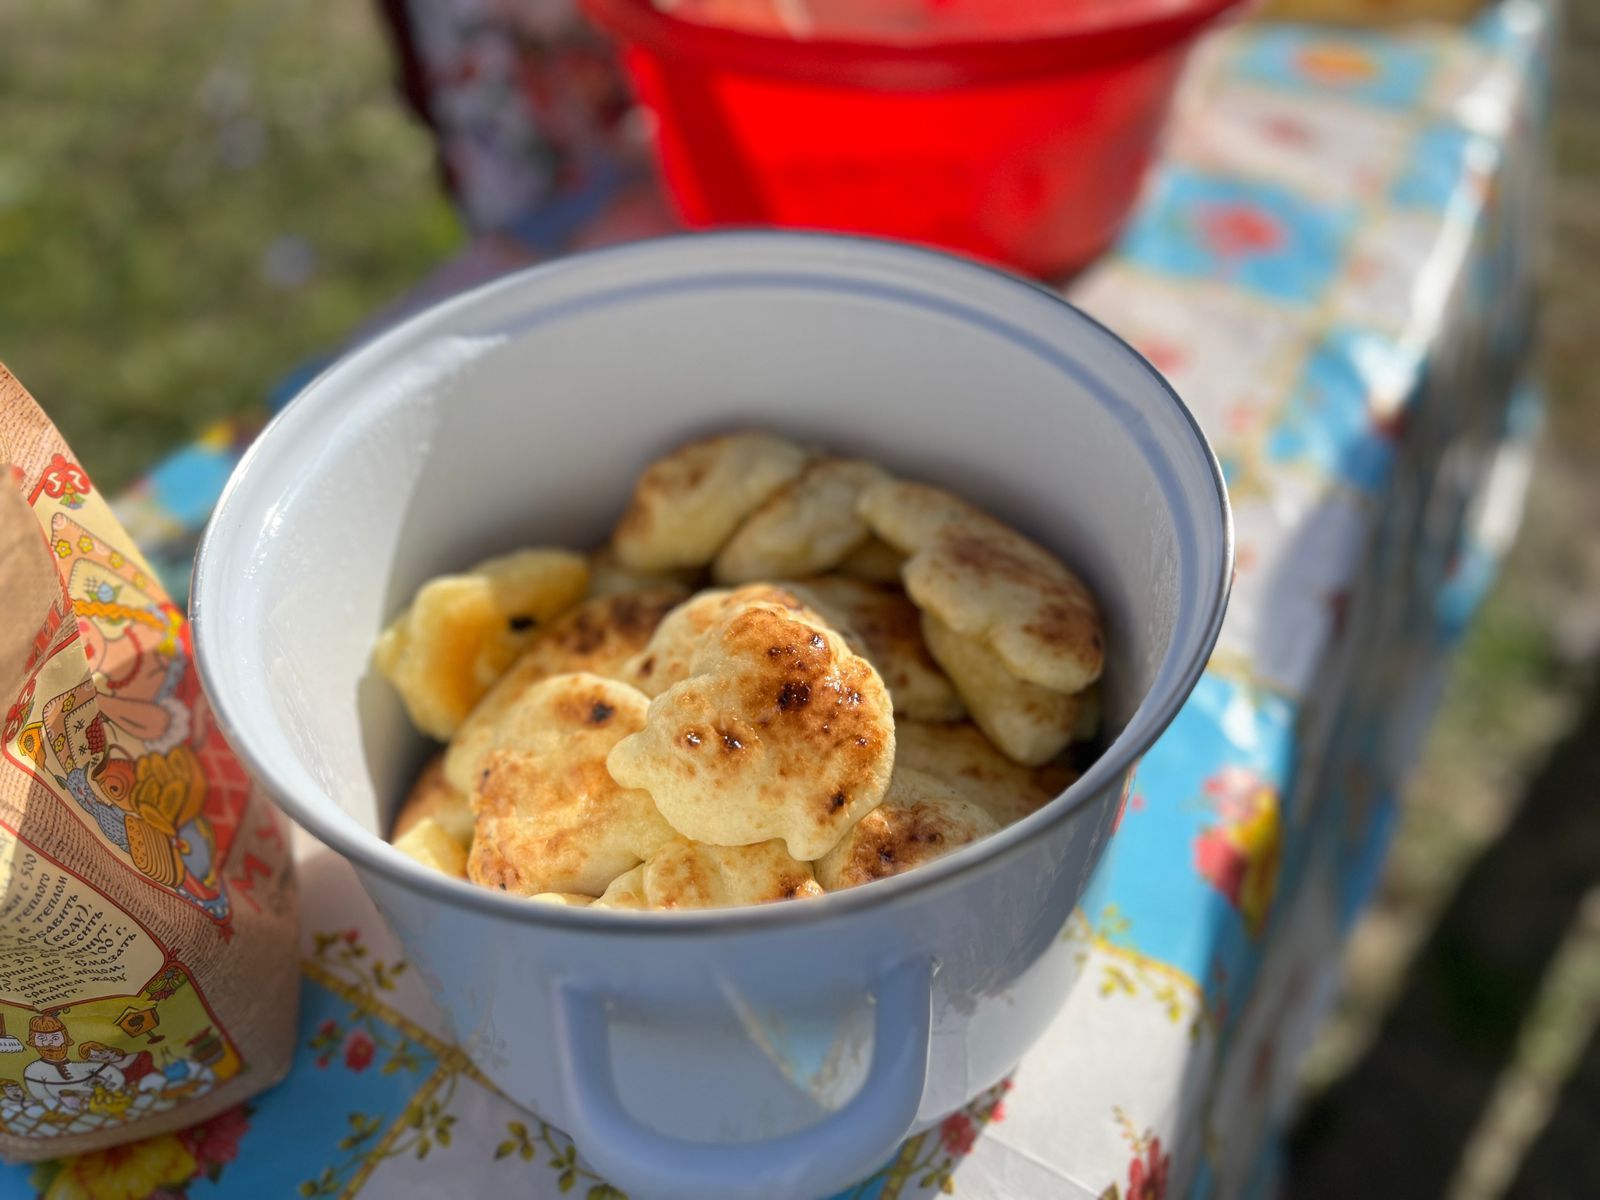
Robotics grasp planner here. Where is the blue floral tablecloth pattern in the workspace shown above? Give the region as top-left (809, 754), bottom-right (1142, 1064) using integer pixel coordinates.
top-left (4, 4), bottom-right (1550, 1197)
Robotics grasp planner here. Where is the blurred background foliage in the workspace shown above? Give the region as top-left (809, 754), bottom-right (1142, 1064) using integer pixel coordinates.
top-left (0, 0), bottom-right (459, 490)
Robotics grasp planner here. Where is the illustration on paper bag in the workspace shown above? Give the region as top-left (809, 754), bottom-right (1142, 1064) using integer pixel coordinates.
top-left (0, 968), bottom-right (242, 1140)
top-left (2, 505), bottom-right (252, 925)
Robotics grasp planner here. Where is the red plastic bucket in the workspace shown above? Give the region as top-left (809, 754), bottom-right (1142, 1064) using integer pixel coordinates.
top-left (583, 0), bottom-right (1243, 277)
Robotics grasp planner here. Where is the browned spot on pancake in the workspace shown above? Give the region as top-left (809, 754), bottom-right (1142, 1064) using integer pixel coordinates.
top-left (824, 797), bottom-right (983, 889)
top-left (843, 815), bottom-right (913, 882)
top-left (590, 701), bottom-right (614, 725)
top-left (608, 592), bottom-right (679, 644)
top-left (467, 594), bottom-right (682, 735)
top-left (563, 611), bottom-right (604, 654)
top-left (611, 601), bottom-right (893, 857)
top-left (943, 532), bottom-right (1040, 584)
top-left (1021, 600), bottom-right (1098, 654)
top-left (777, 681), bottom-right (811, 710)
top-left (792, 575), bottom-right (962, 722)
top-left (467, 724), bottom-right (664, 897)
top-left (554, 688), bottom-right (598, 726)
top-left (508, 614), bottom-right (536, 632)
top-left (722, 610), bottom-right (889, 783)
top-left (892, 721), bottom-right (1079, 825)
top-left (639, 655), bottom-right (656, 677)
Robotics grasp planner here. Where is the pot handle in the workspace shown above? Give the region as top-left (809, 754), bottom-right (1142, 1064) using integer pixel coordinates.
top-left (551, 956), bottom-right (934, 1200)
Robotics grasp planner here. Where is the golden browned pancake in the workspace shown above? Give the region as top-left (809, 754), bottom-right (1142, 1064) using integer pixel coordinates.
top-left (373, 548), bottom-right (589, 738)
top-left (814, 768), bottom-right (998, 890)
top-left (393, 754), bottom-right (475, 845)
top-left (858, 480), bottom-right (1103, 695)
top-left (594, 838), bottom-right (822, 910)
top-left (712, 457), bottom-right (889, 584)
top-left (608, 604), bottom-right (895, 861)
top-left (921, 614), bottom-right (1090, 767)
top-left (444, 588), bottom-right (684, 791)
top-left (611, 432), bottom-right (809, 572)
top-left (618, 583), bottom-right (820, 698)
top-left (836, 535), bottom-right (907, 584)
top-left (586, 545), bottom-right (702, 598)
top-left (465, 674), bottom-right (674, 896)
top-left (793, 575), bottom-right (964, 722)
top-left (893, 720), bottom-right (1077, 826)
top-left (393, 817), bottom-right (469, 879)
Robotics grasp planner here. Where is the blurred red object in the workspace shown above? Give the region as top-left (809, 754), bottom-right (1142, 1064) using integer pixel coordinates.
top-left (583, 0), bottom-right (1243, 277)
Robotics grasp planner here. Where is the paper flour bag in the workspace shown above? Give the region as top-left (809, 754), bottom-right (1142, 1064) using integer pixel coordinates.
top-left (0, 366), bottom-right (298, 1162)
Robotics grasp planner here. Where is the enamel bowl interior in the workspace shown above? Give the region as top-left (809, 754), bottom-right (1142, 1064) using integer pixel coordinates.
top-left (192, 232), bottom-right (1230, 926)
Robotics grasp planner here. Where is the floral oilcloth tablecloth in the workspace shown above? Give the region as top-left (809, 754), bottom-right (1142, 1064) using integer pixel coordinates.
top-left (3, 3), bottom-right (1552, 1197)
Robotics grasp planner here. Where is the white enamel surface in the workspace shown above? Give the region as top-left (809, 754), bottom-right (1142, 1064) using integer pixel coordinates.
top-left (192, 233), bottom-right (1229, 1200)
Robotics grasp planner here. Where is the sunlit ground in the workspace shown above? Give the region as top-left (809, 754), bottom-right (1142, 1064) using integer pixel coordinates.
top-left (1291, 4), bottom-right (1600, 1193)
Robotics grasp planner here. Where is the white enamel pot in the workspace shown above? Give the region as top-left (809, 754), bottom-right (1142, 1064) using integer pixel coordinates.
top-left (192, 233), bottom-right (1231, 1200)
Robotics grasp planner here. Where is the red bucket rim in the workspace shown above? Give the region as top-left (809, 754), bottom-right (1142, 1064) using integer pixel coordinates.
top-left (581, 0), bottom-right (1247, 87)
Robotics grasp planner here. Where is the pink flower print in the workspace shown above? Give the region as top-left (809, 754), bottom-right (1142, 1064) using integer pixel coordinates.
top-left (1127, 1135), bottom-right (1170, 1200)
top-left (342, 1029), bottom-right (376, 1073)
top-left (1195, 769), bottom-right (1281, 937)
top-left (1261, 115), bottom-right (1314, 148)
top-left (1195, 203), bottom-right (1284, 260)
top-left (1140, 337), bottom-right (1188, 377)
top-left (178, 1103), bottom-right (250, 1171)
top-left (939, 1112), bottom-right (978, 1157)
top-left (1202, 767), bottom-right (1269, 824)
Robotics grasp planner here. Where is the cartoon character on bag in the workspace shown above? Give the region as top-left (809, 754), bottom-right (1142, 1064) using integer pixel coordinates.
top-left (25, 510), bottom-right (229, 917)
top-left (88, 743), bottom-right (223, 905)
top-left (78, 1041), bottom-right (159, 1092)
top-left (38, 680), bottom-right (224, 913)
top-left (20, 1015), bottom-right (111, 1114)
top-left (51, 511), bottom-right (190, 752)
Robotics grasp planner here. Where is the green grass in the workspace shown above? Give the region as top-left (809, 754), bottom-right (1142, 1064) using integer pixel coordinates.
top-left (0, 0), bottom-right (461, 492)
